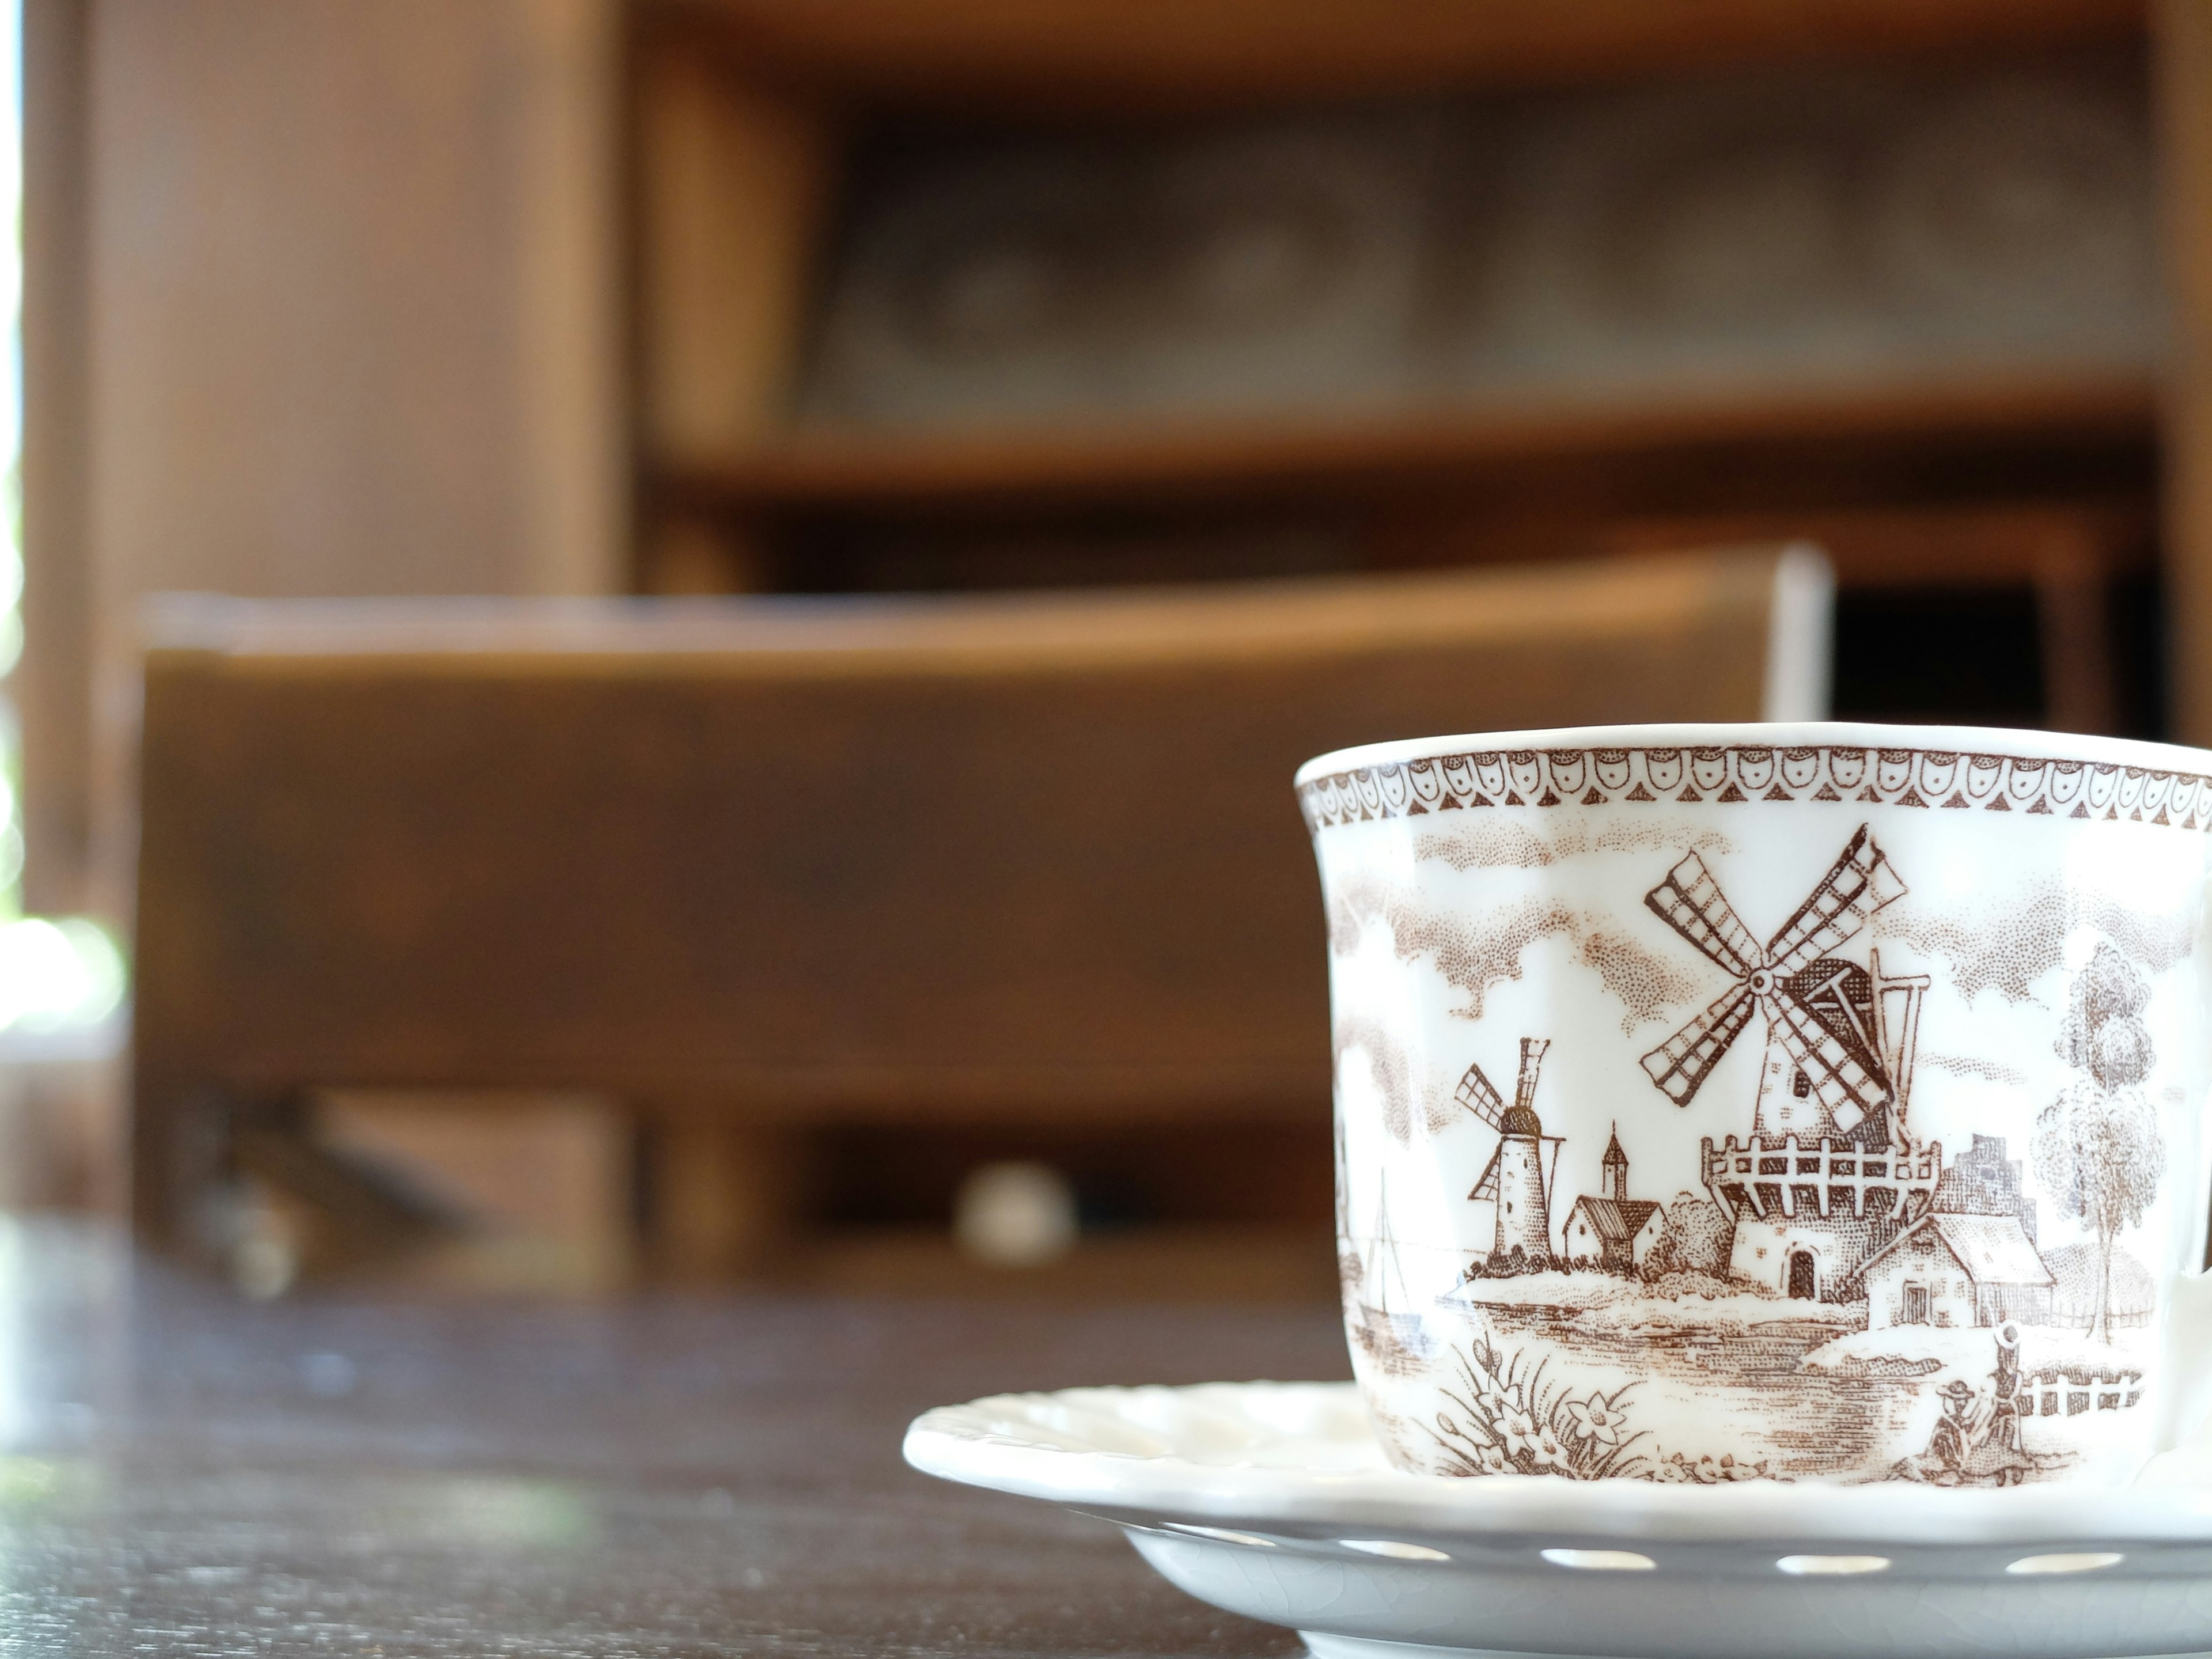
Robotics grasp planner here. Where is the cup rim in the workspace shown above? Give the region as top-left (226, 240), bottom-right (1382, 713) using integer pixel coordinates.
top-left (1294, 721), bottom-right (2212, 789)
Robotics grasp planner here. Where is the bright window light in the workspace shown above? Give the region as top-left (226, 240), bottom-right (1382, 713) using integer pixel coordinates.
top-left (0, 0), bottom-right (123, 1036)
top-left (0, 919), bottom-right (122, 1030)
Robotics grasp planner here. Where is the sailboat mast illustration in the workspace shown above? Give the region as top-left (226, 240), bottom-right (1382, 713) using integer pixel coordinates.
top-left (1355, 1173), bottom-right (1438, 1368)
top-left (1335, 1114), bottom-right (1353, 1243)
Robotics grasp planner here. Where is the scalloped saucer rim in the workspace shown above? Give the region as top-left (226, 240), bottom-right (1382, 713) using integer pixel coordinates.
top-left (904, 1379), bottom-right (2212, 1546)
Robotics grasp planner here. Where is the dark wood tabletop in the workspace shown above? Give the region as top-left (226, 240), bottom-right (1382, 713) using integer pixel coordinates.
top-left (0, 1221), bottom-right (1349, 1656)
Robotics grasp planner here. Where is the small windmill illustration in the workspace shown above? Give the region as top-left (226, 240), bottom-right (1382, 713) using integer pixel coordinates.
top-left (1639, 824), bottom-right (1915, 1142)
top-left (1457, 1039), bottom-right (1564, 1264)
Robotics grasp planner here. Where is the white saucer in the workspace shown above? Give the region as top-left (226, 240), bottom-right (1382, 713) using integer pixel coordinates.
top-left (904, 1381), bottom-right (2212, 1659)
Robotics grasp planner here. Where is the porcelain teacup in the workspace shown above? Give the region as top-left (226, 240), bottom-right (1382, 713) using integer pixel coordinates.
top-left (1300, 722), bottom-right (2212, 1487)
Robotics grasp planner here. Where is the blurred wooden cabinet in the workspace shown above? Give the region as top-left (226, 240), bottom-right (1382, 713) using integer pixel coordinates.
top-left (45, 0), bottom-right (2212, 1286)
top-left (623, 0), bottom-right (2199, 741)
top-left (31, 0), bottom-right (2206, 907)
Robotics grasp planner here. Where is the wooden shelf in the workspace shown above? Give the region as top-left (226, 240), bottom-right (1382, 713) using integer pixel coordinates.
top-left (677, 0), bottom-right (2143, 111)
top-left (755, 1224), bottom-right (1338, 1302)
top-left (655, 372), bottom-right (2157, 520)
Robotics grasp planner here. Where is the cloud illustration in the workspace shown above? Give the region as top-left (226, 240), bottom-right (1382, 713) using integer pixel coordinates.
top-left (1416, 819), bottom-right (1559, 872)
top-left (1334, 881), bottom-right (1702, 1033)
top-left (1416, 817), bottom-right (1734, 872)
top-left (1387, 896), bottom-right (1581, 1022)
top-left (1889, 879), bottom-right (2197, 1003)
top-left (1333, 1013), bottom-right (1416, 1142)
top-left (1919, 1052), bottom-right (2028, 1087)
top-left (1573, 921), bottom-right (1710, 1032)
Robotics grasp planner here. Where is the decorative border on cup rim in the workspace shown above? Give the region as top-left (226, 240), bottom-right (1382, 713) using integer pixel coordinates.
top-left (1297, 744), bottom-right (2212, 832)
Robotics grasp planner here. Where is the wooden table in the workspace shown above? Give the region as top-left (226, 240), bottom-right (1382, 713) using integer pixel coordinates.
top-left (0, 1220), bottom-right (1348, 1655)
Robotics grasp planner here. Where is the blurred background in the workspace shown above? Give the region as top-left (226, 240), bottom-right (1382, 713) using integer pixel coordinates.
top-left (1, 0), bottom-right (2205, 1301)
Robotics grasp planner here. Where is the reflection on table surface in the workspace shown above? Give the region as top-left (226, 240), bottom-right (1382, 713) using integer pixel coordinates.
top-left (0, 1218), bottom-right (1344, 1656)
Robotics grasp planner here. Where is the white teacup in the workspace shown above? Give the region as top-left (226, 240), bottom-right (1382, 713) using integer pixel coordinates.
top-left (1299, 722), bottom-right (2212, 1487)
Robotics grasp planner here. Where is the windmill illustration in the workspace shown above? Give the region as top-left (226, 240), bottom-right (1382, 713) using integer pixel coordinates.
top-left (1639, 824), bottom-right (1922, 1143)
top-left (1457, 1039), bottom-right (1565, 1265)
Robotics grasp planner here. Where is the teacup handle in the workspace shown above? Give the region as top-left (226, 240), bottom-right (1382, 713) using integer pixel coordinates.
top-left (2154, 1267), bottom-right (2212, 1452)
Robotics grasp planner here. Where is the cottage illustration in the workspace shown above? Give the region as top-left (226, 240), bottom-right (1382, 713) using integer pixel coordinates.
top-left (1856, 1213), bottom-right (2055, 1330)
top-left (1935, 1133), bottom-right (2041, 1238)
top-left (1561, 1129), bottom-right (1665, 1272)
top-left (1459, 1039), bottom-right (1563, 1271)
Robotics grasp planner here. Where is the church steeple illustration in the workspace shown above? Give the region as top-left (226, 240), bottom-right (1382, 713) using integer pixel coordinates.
top-left (1602, 1124), bottom-right (1628, 1203)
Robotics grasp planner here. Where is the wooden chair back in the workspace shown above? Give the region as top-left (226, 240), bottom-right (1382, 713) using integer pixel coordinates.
top-left (132, 549), bottom-right (1827, 1259)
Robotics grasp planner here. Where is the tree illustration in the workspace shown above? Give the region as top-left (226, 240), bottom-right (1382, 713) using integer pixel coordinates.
top-left (1662, 1192), bottom-right (1734, 1277)
top-left (2032, 942), bottom-right (2165, 1343)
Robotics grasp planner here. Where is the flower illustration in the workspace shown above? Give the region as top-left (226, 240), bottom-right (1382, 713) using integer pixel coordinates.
top-left (1529, 1424), bottom-right (1571, 1471)
top-left (1500, 1402), bottom-right (1541, 1460)
top-left (1427, 1331), bottom-right (1650, 1482)
top-left (1564, 1393), bottom-right (1625, 1446)
top-left (1474, 1375), bottom-right (1518, 1419)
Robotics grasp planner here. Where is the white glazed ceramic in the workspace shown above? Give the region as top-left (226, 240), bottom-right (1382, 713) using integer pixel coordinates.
top-left (1297, 722), bottom-right (2212, 1488)
top-left (903, 1380), bottom-right (2212, 1659)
